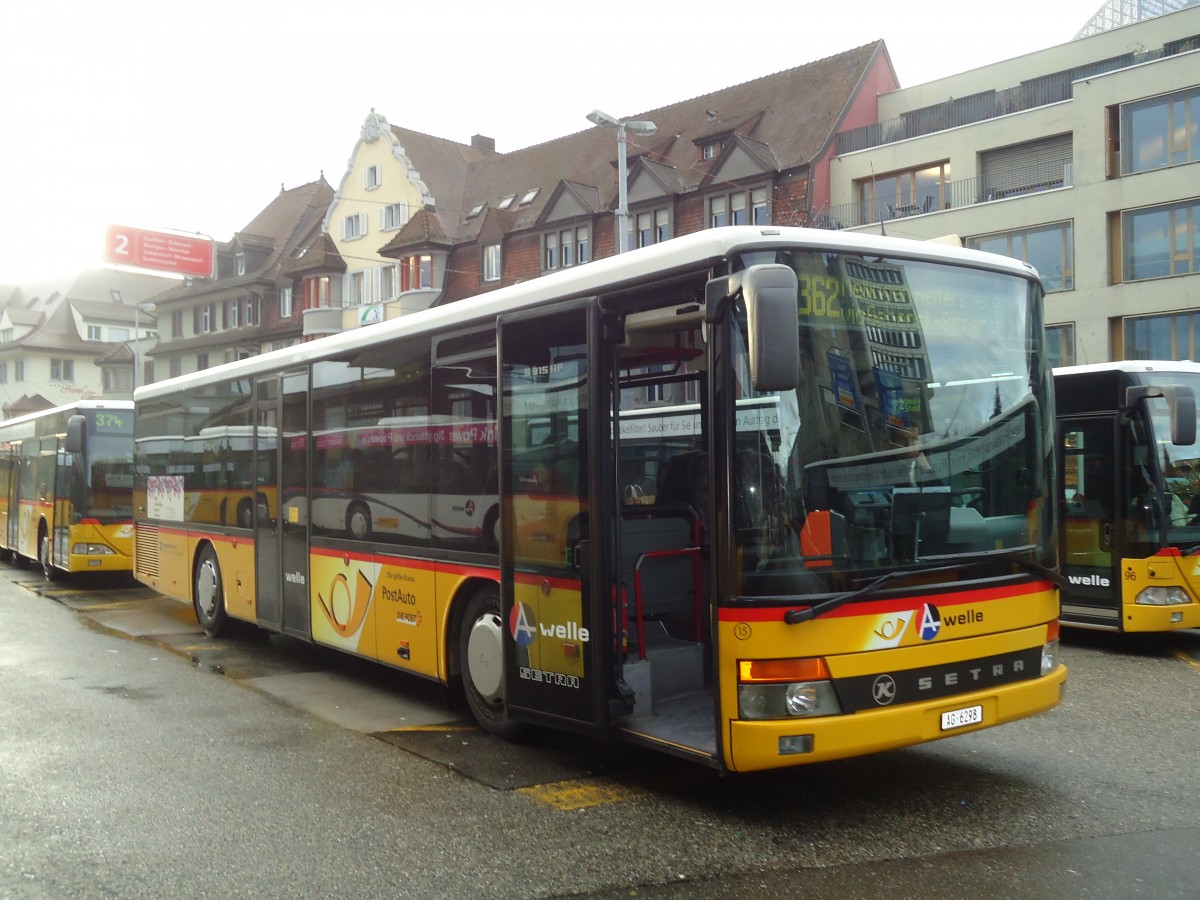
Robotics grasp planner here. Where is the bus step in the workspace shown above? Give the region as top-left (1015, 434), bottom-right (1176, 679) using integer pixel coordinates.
top-left (622, 641), bottom-right (703, 714)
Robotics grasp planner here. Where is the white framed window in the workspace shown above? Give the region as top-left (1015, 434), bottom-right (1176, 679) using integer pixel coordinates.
top-left (634, 208), bottom-right (671, 248)
top-left (342, 212), bottom-right (367, 240)
top-left (382, 265), bottom-right (400, 300)
top-left (14, 359), bottom-right (24, 381)
top-left (543, 225), bottom-right (591, 271)
top-left (402, 255), bottom-right (432, 291)
top-left (709, 188), bottom-right (769, 228)
top-left (236, 253), bottom-right (246, 276)
top-left (519, 188), bottom-right (539, 205)
top-left (348, 271), bottom-right (367, 305)
top-left (227, 300), bottom-right (240, 329)
top-left (576, 225), bottom-right (591, 264)
top-left (380, 202), bottom-right (408, 231)
top-left (0, 363), bottom-right (7, 383)
top-left (498, 194), bottom-right (516, 209)
top-left (364, 165), bottom-right (381, 189)
top-left (279, 286), bottom-right (293, 318)
top-left (544, 232), bottom-right (559, 270)
top-left (701, 142), bottom-right (721, 160)
top-left (483, 243), bottom-right (502, 282)
top-left (87, 325), bottom-right (102, 340)
top-left (51, 359), bottom-right (74, 382)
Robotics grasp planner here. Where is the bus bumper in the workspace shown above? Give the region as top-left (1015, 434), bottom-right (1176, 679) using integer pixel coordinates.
top-left (725, 663), bottom-right (1067, 773)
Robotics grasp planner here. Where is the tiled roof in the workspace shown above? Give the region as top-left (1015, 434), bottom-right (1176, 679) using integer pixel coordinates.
top-left (392, 43), bottom-right (882, 247)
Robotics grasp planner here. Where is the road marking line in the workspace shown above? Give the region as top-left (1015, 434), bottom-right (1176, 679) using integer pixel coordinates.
top-left (1173, 649), bottom-right (1200, 672)
top-left (517, 778), bottom-right (645, 810)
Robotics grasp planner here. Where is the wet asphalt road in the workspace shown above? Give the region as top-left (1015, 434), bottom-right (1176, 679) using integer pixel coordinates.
top-left (2, 566), bottom-right (1198, 898)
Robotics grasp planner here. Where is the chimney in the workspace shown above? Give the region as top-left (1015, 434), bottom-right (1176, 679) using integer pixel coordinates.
top-left (471, 134), bottom-right (496, 152)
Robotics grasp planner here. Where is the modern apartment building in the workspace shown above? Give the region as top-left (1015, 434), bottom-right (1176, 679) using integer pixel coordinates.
top-left (831, 2), bottom-right (1200, 366)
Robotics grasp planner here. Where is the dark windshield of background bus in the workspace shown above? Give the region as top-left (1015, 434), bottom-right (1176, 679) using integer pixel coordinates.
top-left (85, 423), bottom-right (134, 522)
top-left (728, 249), bottom-right (1050, 595)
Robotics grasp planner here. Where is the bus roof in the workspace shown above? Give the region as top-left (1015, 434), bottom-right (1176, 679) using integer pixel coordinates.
top-left (137, 225), bottom-right (1041, 404)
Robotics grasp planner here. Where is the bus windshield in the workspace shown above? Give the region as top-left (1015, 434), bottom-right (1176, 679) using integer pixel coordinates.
top-left (730, 249), bottom-right (1050, 595)
top-left (1140, 372), bottom-right (1200, 545)
top-left (84, 413), bottom-right (135, 523)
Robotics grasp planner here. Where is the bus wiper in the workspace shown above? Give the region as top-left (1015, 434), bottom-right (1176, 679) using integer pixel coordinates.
top-left (784, 563), bottom-right (965, 624)
top-left (783, 546), bottom-right (1065, 625)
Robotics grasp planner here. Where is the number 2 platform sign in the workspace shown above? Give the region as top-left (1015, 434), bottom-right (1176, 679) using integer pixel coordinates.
top-left (105, 225), bottom-right (214, 278)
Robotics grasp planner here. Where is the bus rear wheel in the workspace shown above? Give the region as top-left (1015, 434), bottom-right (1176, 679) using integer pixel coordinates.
top-left (194, 545), bottom-right (229, 637)
top-left (459, 585), bottom-right (525, 739)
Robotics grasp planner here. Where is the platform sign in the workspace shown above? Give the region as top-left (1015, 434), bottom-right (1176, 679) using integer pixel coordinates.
top-left (105, 225), bottom-right (214, 278)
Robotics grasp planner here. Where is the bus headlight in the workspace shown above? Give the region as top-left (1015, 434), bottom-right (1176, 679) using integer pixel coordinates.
top-left (72, 543), bottom-right (116, 555)
top-left (1135, 586), bottom-right (1190, 606)
top-left (737, 658), bottom-right (843, 720)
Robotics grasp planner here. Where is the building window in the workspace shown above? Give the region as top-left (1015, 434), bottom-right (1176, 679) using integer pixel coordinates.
top-left (1124, 310), bottom-right (1200, 360)
top-left (576, 225), bottom-right (591, 264)
top-left (14, 359), bottom-right (24, 382)
top-left (225, 300), bottom-right (240, 329)
top-left (364, 165), bottom-right (381, 190)
top-left (341, 213), bottom-right (367, 241)
top-left (544, 231), bottom-right (559, 270)
top-left (634, 207), bottom-right (671, 248)
top-left (236, 253), bottom-right (246, 276)
top-left (348, 271), bottom-right (366, 305)
top-left (401, 255), bottom-right (433, 291)
top-left (980, 136), bottom-right (1072, 201)
top-left (482, 243), bottom-right (501, 282)
top-left (170, 358), bottom-right (182, 378)
top-left (708, 188), bottom-right (767, 228)
top-left (382, 265), bottom-right (400, 300)
top-left (306, 276), bottom-right (333, 309)
top-left (701, 142), bottom-right (721, 160)
top-left (542, 225), bottom-right (590, 271)
top-left (197, 353), bottom-right (209, 370)
top-left (1122, 87), bottom-right (1200, 174)
top-left (498, 194), bottom-right (516, 209)
top-left (380, 202), bottom-right (408, 231)
top-left (280, 286), bottom-right (293, 318)
top-left (751, 188), bottom-right (770, 225)
top-left (0, 363), bottom-right (7, 383)
top-left (519, 188), bottom-right (539, 205)
top-left (109, 327), bottom-right (129, 341)
top-left (87, 325), bottom-right (102, 340)
top-left (51, 359), bottom-right (74, 382)
top-left (1122, 199), bottom-right (1200, 282)
top-left (858, 162), bottom-right (951, 222)
top-left (171, 310), bottom-right (183, 338)
top-left (968, 221), bottom-right (1074, 292)
top-left (1045, 324), bottom-right (1075, 368)
top-left (103, 368), bottom-right (132, 392)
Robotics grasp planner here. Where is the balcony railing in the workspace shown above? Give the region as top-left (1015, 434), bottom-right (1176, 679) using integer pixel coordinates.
top-left (836, 48), bottom-right (1167, 154)
top-left (823, 163), bottom-right (1072, 229)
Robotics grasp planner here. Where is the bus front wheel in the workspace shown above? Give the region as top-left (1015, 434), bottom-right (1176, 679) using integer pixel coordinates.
top-left (40, 530), bottom-right (60, 582)
top-left (459, 585), bottom-right (525, 740)
top-left (194, 545), bottom-right (229, 637)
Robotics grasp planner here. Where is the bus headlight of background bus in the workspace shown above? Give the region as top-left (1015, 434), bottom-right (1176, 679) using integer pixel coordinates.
top-left (1041, 620), bottom-right (1060, 677)
top-left (737, 658), bottom-right (842, 719)
top-left (72, 542), bottom-right (116, 555)
top-left (1134, 586), bottom-right (1190, 606)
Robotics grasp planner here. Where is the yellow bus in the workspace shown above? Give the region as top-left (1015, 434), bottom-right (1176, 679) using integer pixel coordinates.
top-left (133, 226), bottom-right (1065, 773)
top-left (0, 400), bottom-right (135, 579)
top-left (1055, 360), bottom-right (1200, 632)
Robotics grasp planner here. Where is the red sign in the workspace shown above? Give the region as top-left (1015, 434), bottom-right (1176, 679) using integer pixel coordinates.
top-left (105, 225), bottom-right (214, 278)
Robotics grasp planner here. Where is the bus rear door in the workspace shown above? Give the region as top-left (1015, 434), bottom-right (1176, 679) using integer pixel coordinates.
top-left (1059, 416), bottom-right (1121, 627)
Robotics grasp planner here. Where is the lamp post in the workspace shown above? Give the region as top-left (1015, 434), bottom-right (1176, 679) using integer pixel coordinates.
top-left (586, 109), bottom-right (657, 253)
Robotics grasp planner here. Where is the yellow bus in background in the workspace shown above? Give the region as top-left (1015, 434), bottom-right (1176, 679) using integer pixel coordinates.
top-left (133, 227), bottom-right (1065, 773)
top-left (0, 400), bottom-right (134, 579)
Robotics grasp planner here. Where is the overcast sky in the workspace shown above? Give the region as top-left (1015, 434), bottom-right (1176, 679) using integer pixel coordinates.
top-left (1, 0), bottom-right (1109, 284)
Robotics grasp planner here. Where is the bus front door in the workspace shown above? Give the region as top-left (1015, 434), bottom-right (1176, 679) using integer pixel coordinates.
top-left (1060, 416), bottom-right (1121, 626)
top-left (498, 304), bottom-right (612, 732)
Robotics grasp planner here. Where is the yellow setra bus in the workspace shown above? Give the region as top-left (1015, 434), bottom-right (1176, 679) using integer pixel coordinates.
top-left (0, 400), bottom-right (135, 579)
top-left (133, 227), bottom-right (1066, 773)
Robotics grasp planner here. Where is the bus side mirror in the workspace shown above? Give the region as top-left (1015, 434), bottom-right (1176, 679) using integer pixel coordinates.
top-left (65, 414), bottom-right (87, 454)
top-left (741, 265), bottom-right (799, 392)
top-left (1126, 384), bottom-right (1196, 445)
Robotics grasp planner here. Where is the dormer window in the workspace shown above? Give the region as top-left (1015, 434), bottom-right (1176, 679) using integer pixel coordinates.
top-left (498, 194), bottom-right (516, 209)
top-left (701, 142), bottom-right (721, 160)
top-left (236, 253), bottom-right (246, 276)
top-left (467, 203), bottom-right (485, 218)
top-left (519, 188), bottom-right (539, 205)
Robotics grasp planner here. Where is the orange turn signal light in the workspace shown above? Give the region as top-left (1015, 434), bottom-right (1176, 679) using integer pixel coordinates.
top-left (738, 657), bottom-right (830, 683)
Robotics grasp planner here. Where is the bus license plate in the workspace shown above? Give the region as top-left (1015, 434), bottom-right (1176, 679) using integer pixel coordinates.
top-left (940, 704), bottom-right (983, 731)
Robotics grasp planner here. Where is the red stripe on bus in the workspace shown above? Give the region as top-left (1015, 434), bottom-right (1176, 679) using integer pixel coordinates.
top-left (718, 579), bottom-right (1053, 622)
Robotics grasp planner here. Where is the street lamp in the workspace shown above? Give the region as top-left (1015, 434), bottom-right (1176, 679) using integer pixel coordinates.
top-left (586, 109), bottom-right (657, 253)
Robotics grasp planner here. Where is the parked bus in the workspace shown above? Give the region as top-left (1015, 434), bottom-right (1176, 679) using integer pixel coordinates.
top-left (133, 226), bottom-right (1065, 773)
top-left (1054, 360), bottom-right (1200, 632)
top-left (0, 400), bottom-right (135, 579)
